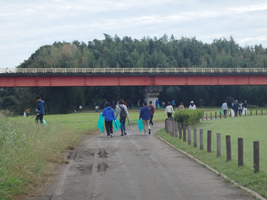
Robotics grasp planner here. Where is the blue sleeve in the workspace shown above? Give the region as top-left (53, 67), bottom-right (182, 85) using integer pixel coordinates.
top-left (139, 109), bottom-right (142, 119)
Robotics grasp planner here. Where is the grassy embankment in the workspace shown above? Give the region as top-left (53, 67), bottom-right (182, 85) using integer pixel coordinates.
top-left (0, 108), bottom-right (167, 200)
top-left (157, 114), bottom-right (267, 198)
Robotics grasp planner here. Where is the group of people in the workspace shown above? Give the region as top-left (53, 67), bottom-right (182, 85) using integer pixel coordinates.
top-left (101, 100), bottom-right (155, 137)
top-left (164, 100), bottom-right (197, 118)
top-left (221, 100), bottom-right (248, 117)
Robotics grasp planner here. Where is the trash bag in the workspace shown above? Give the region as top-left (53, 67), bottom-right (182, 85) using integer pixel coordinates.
top-left (138, 119), bottom-right (143, 132)
top-left (230, 109), bottom-right (235, 117)
top-left (112, 119), bottom-right (121, 132)
top-left (97, 114), bottom-right (105, 133)
top-left (220, 110), bottom-right (223, 115)
top-left (158, 105), bottom-right (161, 109)
top-left (42, 119), bottom-right (47, 126)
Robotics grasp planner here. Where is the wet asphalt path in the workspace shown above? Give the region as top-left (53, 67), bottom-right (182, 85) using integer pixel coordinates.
top-left (33, 122), bottom-right (254, 200)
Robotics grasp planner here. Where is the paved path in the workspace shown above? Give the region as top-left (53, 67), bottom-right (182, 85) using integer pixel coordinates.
top-left (33, 122), bottom-right (254, 200)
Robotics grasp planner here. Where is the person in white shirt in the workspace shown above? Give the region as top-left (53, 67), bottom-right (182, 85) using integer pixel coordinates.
top-left (189, 101), bottom-right (196, 110)
top-left (164, 102), bottom-right (174, 117)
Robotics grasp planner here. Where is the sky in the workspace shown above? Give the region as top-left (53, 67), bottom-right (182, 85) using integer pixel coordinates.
top-left (1, 0), bottom-right (267, 68)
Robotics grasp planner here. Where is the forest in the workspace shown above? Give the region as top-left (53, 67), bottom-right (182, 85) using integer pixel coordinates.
top-left (1, 34), bottom-right (267, 115)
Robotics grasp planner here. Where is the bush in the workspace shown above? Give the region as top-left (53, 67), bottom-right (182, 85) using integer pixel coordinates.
top-left (173, 109), bottom-right (204, 125)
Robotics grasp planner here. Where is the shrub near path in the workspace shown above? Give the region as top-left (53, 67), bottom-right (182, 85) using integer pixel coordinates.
top-left (157, 115), bottom-right (267, 198)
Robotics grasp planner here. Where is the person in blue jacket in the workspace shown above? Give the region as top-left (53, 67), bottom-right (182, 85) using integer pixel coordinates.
top-left (35, 95), bottom-right (45, 124)
top-left (139, 101), bottom-right (151, 135)
top-left (102, 102), bottom-right (116, 137)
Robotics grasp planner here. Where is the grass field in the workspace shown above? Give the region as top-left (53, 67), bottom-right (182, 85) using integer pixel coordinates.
top-left (157, 114), bottom-right (267, 198)
top-left (1, 107), bottom-right (267, 199)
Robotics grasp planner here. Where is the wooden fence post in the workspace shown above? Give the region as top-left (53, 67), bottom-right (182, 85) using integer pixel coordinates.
top-left (261, 110), bottom-right (263, 115)
top-left (200, 129), bottom-right (204, 150)
top-left (194, 127), bottom-right (197, 148)
top-left (256, 110), bottom-right (257, 116)
top-left (215, 112), bottom-right (217, 119)
top-left (171, 119), bottom-right (174, 137)
top-left (217, 133), bottom-right (221, 157)
top-left (174, 122), bottom-right (178, 138)
top-left (210, 113), bottom-right (212, 120)
top-left (238, 138), bottom-right (243, 167)
top-left (183, 124), bottom-right (186, 142)
top-left (207, 130), bottom-right (212, 152)
top-left (188, 126), bottom-right (191, 145)
top-left (165, 118), bottom-right (168, 133)
top-left (226, 135), bottom-right (231, 161)
top-left (206, 113), bottom-right (208, 120)
top-left (254, 141), bottom-right (259, 173)
top-left (250, 110), bottom-right (252, 116)
top-left (178, 123), bottom-right (182, 139)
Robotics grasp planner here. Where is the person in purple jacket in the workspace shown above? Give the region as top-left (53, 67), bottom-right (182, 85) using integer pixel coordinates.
top-left (139, 101), bottom-right (151, 135)
top-left (102, 102), bottom-right (116, 137)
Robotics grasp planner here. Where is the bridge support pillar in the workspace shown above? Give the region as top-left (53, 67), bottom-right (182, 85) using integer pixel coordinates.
top-left (141, 86), bottom-right (163, 106)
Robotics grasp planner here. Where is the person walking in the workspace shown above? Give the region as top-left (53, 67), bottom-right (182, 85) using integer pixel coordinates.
top-left (164, 102), bottom-right (174, 118)
top-left (189, 101), bottom-right (196, 110)
top-left (238, 101), bottom-right (243, 116)
top-left (221, 101), bottom-right (228, 118)
top-left (139, 101), bottom-right (151, 135)
top-left (155, 99), bottom-right (159, 109)
top-left (102, 102), bottom-right (116, 137)
top-left (116, 99), bottom-right (129, 136)
top-left (242, 100), bottom-right (248, 116)
top-left (177, 102), bottom-right (184, 110)
top-left (233, 100), bottom-right (239, 117)
top-left (148, 101), bottom-right (155, 126)
top-left (35, 95), bottom-right (45, 124)
top-left (172, 99), bottom-right (176, 107)
top-left (137, 100), bottom-right (140, 110)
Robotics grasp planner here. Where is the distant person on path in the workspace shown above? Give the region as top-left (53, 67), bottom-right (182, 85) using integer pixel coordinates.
top-left (112, 100), bottom-right (115, 109)
top-left (238, 101), bottom-right (243, 116)
top-left (102, 102), bottom-right (116, 137)
top-left (137, 100), bottom-right (140, 110)
top-left (189, 101), bottom-right (196, 110)
top-left (139, 101), bottom-right (151, 135)
top-left (177, 102), bottom-right (184, 110)
top-left (104, 100), bottom-right (107, 108)
top-left (221, 101), bottom-right (228, 117)
top-left (172, 99), bottom-right (175, 107)
top-left (233, 100), bottom-right (239, 117)
top-left (242, 100), bottom-right (248, 116)
top-left (161, 101), bottom-right (165, 108)
top-left (35, 95), bottom-right (45, 124)
top-left (25, 106), bottom-right (30, 117)
top-left (115, 99), bottom-right (129, 136)
top-left (148, 101), bottom-right (155, 126)
top-left (128, 101), bottom-right (132, 109)
top-left (95, 102), bottom-right (99, 112)
top-left (164, 102), bottom-right (174, 118)
top-left (155, 99), bottom-right (159, 109)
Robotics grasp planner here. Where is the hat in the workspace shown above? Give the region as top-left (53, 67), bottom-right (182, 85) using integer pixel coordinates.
top-left (190, 101), bottom-right (194, 104)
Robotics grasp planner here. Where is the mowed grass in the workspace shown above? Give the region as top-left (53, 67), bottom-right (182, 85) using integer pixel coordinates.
top-left (157, 115), bottom-right (267, 198)
top-left (0, 108), bottom-right (167, 200)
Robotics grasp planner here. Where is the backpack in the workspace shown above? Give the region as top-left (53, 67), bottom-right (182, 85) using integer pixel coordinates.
top-left (120, 106), bottom-right (127, 119)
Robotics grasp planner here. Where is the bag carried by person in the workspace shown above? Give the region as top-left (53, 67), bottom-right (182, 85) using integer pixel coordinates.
top-left (112, 119), bottom-right (121, 132)
top-left (138, 119), bottom-right (143, 132)
top-left (120, 106), bottom-right (127, 119)
top-left (97, 114), bottom-right (105, 133)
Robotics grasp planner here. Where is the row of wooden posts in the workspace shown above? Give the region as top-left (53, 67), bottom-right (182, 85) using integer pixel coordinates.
top-left (203, 109), bottom-right (265, 120)
top-left (165, 118), bottom-right (260, 173)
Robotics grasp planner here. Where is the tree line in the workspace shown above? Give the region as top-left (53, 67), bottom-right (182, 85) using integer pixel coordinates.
top-left (1, 34), bottom-right (267, 115)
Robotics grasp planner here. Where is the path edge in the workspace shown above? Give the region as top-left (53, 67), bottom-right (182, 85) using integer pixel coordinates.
top-left (157, 136), bottom-right (266, 200)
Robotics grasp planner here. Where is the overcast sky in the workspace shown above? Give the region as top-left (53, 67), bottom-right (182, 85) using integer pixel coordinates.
top-left (1, 0), bottom-right (267, 68)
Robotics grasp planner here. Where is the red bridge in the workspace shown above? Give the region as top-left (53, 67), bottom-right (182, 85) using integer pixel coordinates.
top-left (1, 68), bottom-right (267, 87)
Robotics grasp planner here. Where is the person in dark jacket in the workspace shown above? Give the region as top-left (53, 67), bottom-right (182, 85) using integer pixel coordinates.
top-left (139, 101), bottom-right (151, 135)
top-left (148, 101), bottom-right (155, 126)
top-left (35, 95), bottom-right (45, 124)
top-left (233, 100), bottom-right (239, 117)
top-left (102, 102), bottom-right (116, 137)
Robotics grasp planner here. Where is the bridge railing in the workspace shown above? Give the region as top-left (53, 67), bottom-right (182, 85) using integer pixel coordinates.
top-left (1, 68), bottom-right (267, 74)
